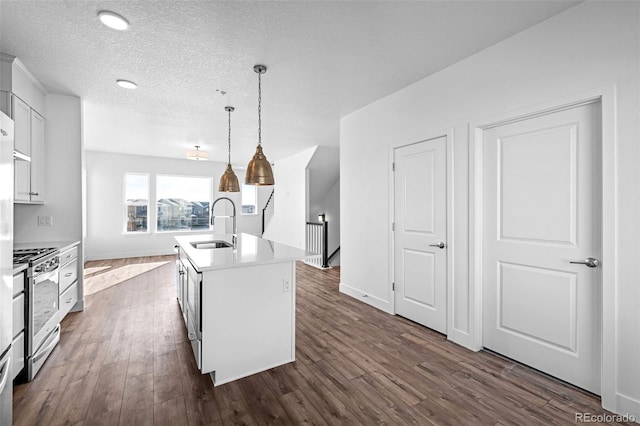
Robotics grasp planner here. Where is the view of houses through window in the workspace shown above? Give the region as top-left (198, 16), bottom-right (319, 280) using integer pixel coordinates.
top-left (124, 173), bottom-right (212, 233)
top-left (124, 173), bottom-right (149, 233)
top-left (157, 175), bottom-right (211, 232)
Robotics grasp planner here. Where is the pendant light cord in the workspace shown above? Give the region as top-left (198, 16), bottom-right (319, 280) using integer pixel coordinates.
top-left (227, 108), bottom-right (232, 165)
top-left (257, 71), bottom-right (262, 147)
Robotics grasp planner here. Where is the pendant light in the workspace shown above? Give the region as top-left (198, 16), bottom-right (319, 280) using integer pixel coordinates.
top-left (186, 145), bottom-right (208, 161)
top-left (245, 64), bottom-right (275, 186)
top-left (218, 106), bottom-right (240, 192)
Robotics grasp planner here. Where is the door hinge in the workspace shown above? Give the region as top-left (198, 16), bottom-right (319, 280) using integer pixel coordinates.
top-left (392, 162), bottom-right (395, 171)
top-left (392, 282), bottom-right (395, 291)
top-left (392, 222), bottom-right (395, 231)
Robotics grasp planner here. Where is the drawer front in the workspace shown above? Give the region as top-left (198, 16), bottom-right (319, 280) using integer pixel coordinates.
top-left (12, 293), bottom-right (24, 338)
top-left (13, 272), bottom-right (24, 297)
top-left (11, 332), bottom-right (25, 380)
top-left (60, 258), bottom-right (78, 294)
top-left (190, 333), bottom-right (202, 372)
top-left (60, 281), bottom-right (78, 319)
top-left (59, 246), bottom-right (78, 266)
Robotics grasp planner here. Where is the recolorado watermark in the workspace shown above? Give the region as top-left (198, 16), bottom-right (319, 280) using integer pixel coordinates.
top-left (575, 412), bottom-right (636, 423)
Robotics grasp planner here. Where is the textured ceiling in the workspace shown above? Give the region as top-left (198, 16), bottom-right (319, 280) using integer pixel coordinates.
top-left (0, 1), bottom-right (579, 164)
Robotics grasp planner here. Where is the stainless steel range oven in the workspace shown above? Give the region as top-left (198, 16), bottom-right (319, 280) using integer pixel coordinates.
top-left (13, 248), bottom-right (61, 381)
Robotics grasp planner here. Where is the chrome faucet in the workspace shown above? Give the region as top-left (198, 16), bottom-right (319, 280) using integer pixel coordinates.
top-left (211, 197), bottom-right (237, 246)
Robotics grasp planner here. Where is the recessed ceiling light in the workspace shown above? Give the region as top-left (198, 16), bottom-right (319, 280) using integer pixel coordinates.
top-left (116, 79), bottom-right (137, 89)
top-left (98, 10), bottom-right (129, 31)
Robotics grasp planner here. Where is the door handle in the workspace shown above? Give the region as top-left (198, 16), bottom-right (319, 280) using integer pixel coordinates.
top-left (569, 257), bottom-right (600, 268)
top-left (429, 242), bottom-right (446, 249)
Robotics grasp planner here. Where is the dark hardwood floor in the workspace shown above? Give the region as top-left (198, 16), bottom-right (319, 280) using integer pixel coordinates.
top-left (12, 256), bottom-right (630, 425)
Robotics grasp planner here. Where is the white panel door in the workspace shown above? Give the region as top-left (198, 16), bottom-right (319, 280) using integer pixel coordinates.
top-left (394, 137), bottom-right (447, 334)
top-left (482, 101), bottom-right (601, 394)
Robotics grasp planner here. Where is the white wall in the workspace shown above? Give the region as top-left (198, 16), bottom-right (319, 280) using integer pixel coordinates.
top-left (84, 151), bottom-right (235, 260)
top-left (262, 146), bottom-right (316, 249)
top-left (233, 171), bottom-right (274, 237)
top-left (14, 94), bottom-right (85, 303)
top-left (340, 1), bottom-right (638, 417)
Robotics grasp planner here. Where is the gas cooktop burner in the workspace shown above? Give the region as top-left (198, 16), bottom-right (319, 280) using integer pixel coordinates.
top-left (13, 247), bottom-right (57, 264)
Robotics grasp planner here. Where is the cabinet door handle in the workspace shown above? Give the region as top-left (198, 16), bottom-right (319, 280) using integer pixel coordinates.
top-left (66, 298), bottom-right (73, 303)
top-left (188, 332), bottom-right (197, 341)
top-left (29, 192), bottom-right (39, 196)
top-left (65, 273), bottom-right (73, 277)
top-left (0, 129), bottom-right (7, 136)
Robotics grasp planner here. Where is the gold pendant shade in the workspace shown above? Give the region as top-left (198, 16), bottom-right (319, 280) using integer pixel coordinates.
top-left (219, 163), bottom-right (240, 192)
top-left (245, 64), bottom-right (275, 186)
top-left (218, 106), bottom-right (240, 192)
top-left (245, 145), bottom-right (274, 186)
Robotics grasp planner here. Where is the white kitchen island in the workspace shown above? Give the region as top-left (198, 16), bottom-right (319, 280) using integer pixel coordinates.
top-left (174, 233), bottom-right (307, 386)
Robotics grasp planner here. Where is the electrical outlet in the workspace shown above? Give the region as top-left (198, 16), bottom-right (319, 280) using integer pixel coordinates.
top-left (38, 216), bottom-right (53, 226)
top-left (282, 278), bottom-right (291, 292)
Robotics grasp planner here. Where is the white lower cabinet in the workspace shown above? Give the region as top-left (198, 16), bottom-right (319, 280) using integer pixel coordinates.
top-left (179, 259), bottom-right (296, 386)
top-left (58, 244), bottom-right (79, 321)
top-left (11, 333), bottom-right (24, 380)
top-left (59, 282), bottom-right (78, 319)
top-left (59, 258), bottom-right (77, 294)
top-left (12, 271), bottom-right (26, 380)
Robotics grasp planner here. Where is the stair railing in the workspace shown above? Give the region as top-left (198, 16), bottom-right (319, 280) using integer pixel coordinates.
top-left (261, 189), bottom-right (275, 236)
top-left (305, 220), bottom-right (329, 269)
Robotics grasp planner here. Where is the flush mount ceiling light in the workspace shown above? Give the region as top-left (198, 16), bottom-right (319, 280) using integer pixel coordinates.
top-left (116, 79), bottom-right (137, 89)
top-left (219, 106), bottom-right (240, 192)
top-left (245, 64), bottom-right (275, 186)
top-left (187, 145), bottom-right (208, 161)
top-left (97, 10), bottom-right (130, 31)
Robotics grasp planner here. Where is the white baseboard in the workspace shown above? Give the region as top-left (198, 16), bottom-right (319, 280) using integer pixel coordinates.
top-left (339, 282), bottom-right (393, 314)
top-left (613, 392), bottom-right (640, 421)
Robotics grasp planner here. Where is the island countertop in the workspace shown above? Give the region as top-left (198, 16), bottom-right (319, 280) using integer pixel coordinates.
top-left (175, 233), bottom-right (309, 272)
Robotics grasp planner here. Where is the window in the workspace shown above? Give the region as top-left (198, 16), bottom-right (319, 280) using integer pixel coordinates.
top-left (124, 173), bottom-right (149, 233)
top-left (242, 184), bottom-right (257, 215)
top-left (156, 175), bottom-right (211, 232)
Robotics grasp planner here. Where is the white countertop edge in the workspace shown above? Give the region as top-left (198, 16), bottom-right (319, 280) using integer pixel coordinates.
top-left (14, 240), bottom-right (80, 252)
top-left (175, 233), bottom-right (310, 272)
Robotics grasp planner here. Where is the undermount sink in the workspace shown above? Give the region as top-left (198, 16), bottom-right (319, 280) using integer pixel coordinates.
top-left (191, 240), bottom-right (234, 249)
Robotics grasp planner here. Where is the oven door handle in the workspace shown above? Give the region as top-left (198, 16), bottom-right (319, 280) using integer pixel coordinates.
top-left (33, 324), bottom-right (61, 363)
top-left (34, 268), bottom-right (59, 284)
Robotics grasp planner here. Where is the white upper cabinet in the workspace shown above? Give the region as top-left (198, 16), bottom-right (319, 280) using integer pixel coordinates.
top-left (12, 96), bottom-right (30, 156)
top-left (29, 109), bottom-right (44, 203)
top-left (0, 54), bottom-right (47, 203)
